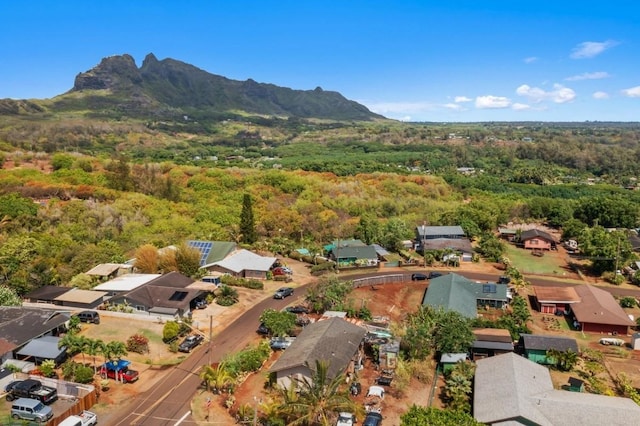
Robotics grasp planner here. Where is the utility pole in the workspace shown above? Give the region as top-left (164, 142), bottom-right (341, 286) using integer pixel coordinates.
top-left (208, 315), bottom-right (213, 366)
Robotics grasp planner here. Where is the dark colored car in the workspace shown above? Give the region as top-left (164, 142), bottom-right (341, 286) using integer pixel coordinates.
top-left (411, 273), bottom-right (428, 281)
top-left (274, 287), bottom-right (294, 299)
top-left (285, 305), bottom-right (309, 314)
top-left (194, 299), bottom-right (208, 309)
top-left (178, 334), bottom-right (204, 353)
top-left (75, 310), bottom-right (100, 324)
top-left (498, 275), bottom-right (511, 284)
top-left (427, 271), bottom-right (443, 279)
top-left (363, 412), bottom-right (383, 426)
top-left (256, 323), bottom-right (271, 335)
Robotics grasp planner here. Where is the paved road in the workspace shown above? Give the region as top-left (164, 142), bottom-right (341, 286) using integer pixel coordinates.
top-left (105, 269), bottom-right (640, 425)
top-left (106, 286), bottom-right (310, 426)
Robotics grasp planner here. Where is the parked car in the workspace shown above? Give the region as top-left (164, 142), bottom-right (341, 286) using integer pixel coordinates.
top-left (194, 299), bottom-right (208, 309)
top-left (58, 410), bottom-right (98, 426)
top-left (411, 273), bottom-right (428, 281)
top-left (5, 379), bottom-right (58, 404)
top-left (10, 398), bottom-right (54, 423)
top-left (256, 323), bottom-right (271, 335)
top-left (363, 412), bottom-right (383, 426)
top-left (100, 362), bottom-right (139, 383)
top-left (269, 336), bottom-right (295, 350)
top-left (75, 310), bottom-right (100, 324)
top-left (178, 334), bottom-right (205, 353)
top-left (273, 266), bottom-right (293, 275)
top-left (427, 271), bottom-right (443, 279)
top-left (285, 305), bottom-right (309, 314)
top-left (498, 275), bottom-right (511, 284)
top-left (274, 287), bottom-right (294, 299)
top-left (336, 412), bottom-right (356, 426)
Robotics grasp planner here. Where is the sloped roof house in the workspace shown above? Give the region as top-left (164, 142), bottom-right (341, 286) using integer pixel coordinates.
top-left (269, 317), bottom-right (366, 389)
top-left (474, 352), bottom-right (640, 425)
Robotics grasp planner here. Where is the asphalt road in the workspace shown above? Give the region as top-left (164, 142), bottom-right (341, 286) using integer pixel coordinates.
top-left (106, 287), bottom-right (310, 426)
top-left (105, 270), bottom-right (640, 425)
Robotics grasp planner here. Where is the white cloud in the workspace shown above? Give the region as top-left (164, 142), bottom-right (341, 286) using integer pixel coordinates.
top-left (592, 91), bottom-right (609, 99)
top-left (444, 103), bottom-right (463, 110)
top-left (621, 86), bottom-right (640, 97)
top-left (516, 83), bottom-right (576, 104)
top-left (454, 96), bottom-right (472, 103)
top-left (512, 103), bottom-right (531, 111)
top-left (475, 95), bottom-right (511, 109)
top-left (570, 40), bottom-right (617, 59)
top-left (523, 57), bottom-right (538, 64)
top-left (366, 101), bottom-right (436, 115)
top-left (565, 71), bottom-right (610, 81)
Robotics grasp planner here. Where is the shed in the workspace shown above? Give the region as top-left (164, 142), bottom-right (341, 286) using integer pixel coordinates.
top-left (440, 352), bottom-right (468, 373)
top-left (567, 377), bottom-right (585, 392)
top-left (632, 333), bottom-right (640, 350)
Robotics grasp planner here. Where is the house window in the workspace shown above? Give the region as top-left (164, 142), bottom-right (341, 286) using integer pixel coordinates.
top-left (135, 305), bottom-right (146, 312)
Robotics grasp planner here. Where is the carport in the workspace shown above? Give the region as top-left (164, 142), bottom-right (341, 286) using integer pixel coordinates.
top-left (16, 335), bottom-right (67, 365)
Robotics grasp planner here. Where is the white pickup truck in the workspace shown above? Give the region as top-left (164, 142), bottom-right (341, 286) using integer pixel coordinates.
top-left (58, 410), bottom-right (98, 426)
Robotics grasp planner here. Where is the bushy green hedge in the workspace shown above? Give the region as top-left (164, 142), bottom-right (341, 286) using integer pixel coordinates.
top-left (220, 275), bottom-right (264, 289)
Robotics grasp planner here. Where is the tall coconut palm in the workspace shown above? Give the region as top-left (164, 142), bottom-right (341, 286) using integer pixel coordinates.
top-left (280, 360), bottom-right (361, 426)
top-left (84, 338), bottom-right (105, 373)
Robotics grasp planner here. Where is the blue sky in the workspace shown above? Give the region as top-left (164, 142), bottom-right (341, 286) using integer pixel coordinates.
top-left (1, 1), bottom-right (639, 122)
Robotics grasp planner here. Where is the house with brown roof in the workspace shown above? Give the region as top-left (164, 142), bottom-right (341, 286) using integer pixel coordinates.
top-left (571, 285), bottom-right (634, 335)
top-left (268, 317), bottom-right (366, 389)
top-left (474, 352), bottom-right (640, 425)
top-left (520, 229), bottom-right (557, 251)
top-left (533, 285), bottom-right (581, 314)
top-left (471, 328), bottom-right (514, 360)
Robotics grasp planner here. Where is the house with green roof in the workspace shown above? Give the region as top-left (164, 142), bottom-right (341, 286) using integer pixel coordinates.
top-left (187, 240), bottom-right (237, 269)
top-left (422, 273), bottom-right (509, 318)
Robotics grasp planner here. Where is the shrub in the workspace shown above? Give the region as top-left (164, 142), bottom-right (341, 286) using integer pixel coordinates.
top-left (163, 321), bottom-right (181, 343)
top-left (126, 334), bottom-right (150, 354)
top-left (619, 296), bottom-right (638, 308)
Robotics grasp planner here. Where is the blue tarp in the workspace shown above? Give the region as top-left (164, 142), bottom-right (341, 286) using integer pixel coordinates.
top-left (102, 359), bottom-right (131, 371)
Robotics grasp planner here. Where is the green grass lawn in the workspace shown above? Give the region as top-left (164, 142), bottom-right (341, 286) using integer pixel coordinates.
top-left (504, 245), bottom-right (569, 276)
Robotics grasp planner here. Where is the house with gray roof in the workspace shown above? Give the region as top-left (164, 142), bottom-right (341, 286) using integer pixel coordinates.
top-left (187, 240), bottom-right (238, 268)
top-left (422, 273), bottom-right (509, 318)
top-left (207, 249), bottom-right (276, 280)
top-left (0, 307), bottom-right (70, 364)
top-left (474, 352), bottom-right (640, 425)
top-left (329, 244), bottom-right (379, 267)
top-left (268, 317), bottom-right (366, 389)
top-left (107, 271), bottom-right (202, 318)
top-left (517, 334), bottom-right (578, 365)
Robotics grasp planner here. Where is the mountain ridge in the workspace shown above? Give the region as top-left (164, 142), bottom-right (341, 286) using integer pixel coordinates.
top-left (58, 53), bottom-right (384, 121)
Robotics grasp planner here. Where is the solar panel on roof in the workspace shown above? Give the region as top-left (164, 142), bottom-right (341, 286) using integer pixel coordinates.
top-left (482, 284), bottom-right (497, 293)
top-left (188, 240), bottom-right (213, 266)
top-left (169, 291), bottom-right (188, 301)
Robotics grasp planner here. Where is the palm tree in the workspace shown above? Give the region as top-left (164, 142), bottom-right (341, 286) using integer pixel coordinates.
top-left (199, 363), bottom-right (235, 394)
top-left (84, 338), bottom-right (105, 373)
top-left (104, 340), bottom-right (128, 362)
top-left (58, 333), bottom-right (84, 361)
top-left (280, 360), bottom-right (361, 426)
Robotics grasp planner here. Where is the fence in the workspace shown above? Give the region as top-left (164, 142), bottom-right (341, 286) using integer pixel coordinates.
top-left (352, 274), bottom-right (405, 288)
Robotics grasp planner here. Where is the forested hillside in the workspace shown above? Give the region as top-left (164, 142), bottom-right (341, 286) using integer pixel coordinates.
top-left (1, 62), bottom-right (640, 298)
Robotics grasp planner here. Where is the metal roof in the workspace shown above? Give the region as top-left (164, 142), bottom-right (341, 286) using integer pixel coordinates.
top-left (16, 336), bottom-right (65, 360)
top-left (93, 274), bottom-right (161, 292)
top-left (209, 249), bottom-right (276, 273)
top-left (572, 285), bottom-right (635, 326)
top-left (54, 289), bottom-right (107, 304)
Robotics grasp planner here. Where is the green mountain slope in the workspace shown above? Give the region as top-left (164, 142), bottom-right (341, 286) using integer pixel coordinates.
top-left (48, 53), bottom-right (384, 121)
